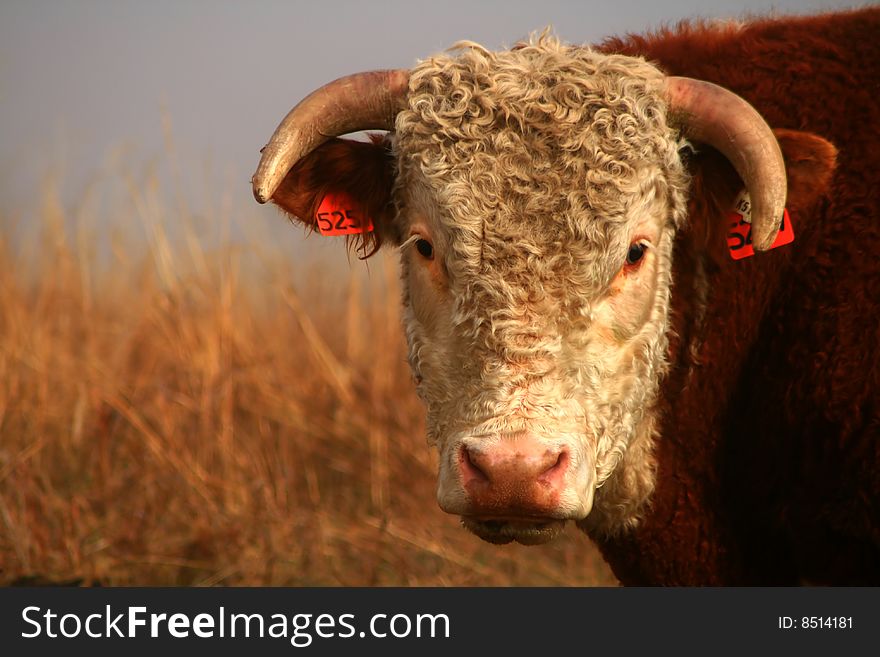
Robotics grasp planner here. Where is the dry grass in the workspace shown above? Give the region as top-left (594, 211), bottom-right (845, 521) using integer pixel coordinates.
top-left (0, 172), bottom-right (616, 587)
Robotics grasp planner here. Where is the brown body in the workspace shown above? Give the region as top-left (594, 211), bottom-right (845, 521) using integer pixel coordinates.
top-left (597, 10), bottom-right (880, 584)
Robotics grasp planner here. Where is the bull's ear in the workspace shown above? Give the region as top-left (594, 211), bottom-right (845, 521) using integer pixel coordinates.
top-left (772, 129), bottom-right (838, 213)
top-left (685, 129), bottom-right (837, 249)
top-left (270, 134), bottom-right (398, 257)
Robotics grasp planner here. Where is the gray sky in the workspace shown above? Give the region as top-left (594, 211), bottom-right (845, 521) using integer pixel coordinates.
top-left (0, 0), bottom-right (866, 247)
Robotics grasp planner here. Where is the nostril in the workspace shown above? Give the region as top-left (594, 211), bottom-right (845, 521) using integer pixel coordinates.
top-left (538, 450), bottom-right (569, 484)
top-left (460, 446), bottom-right (490, 483)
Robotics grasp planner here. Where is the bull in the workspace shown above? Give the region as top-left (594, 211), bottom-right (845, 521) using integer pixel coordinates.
top-left (252, 7), bottom-right (879, 584)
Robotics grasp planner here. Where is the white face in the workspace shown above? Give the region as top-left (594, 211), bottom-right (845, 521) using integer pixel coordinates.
top-left (386, 38), bottom-right (688, 544)
top-left (397, 178), bottom-right (677, 544)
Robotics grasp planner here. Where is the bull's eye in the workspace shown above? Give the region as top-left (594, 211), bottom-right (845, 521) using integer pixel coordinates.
top-left (415, 238), bottom-right (434, 260)
top-left (626, 242), bottom-right (647, 267)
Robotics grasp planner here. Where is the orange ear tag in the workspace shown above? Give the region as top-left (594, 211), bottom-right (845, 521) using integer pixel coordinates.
top-left (727, 190), bottom-right (794, 260)
top-left (314, 192), bottom-right (374, 236)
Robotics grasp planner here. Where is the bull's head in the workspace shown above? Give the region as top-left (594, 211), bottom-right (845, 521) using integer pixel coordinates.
top-left (252, 37), bottom-right (790, 545)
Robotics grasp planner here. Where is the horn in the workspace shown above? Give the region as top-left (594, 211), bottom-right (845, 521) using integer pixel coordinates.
top-left (252, 69), bottom-right (410, 204)
top-left (665, 77), bottom-right (787, 251)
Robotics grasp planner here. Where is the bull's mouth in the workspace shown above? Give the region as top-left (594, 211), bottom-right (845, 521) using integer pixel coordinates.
top-left (461, 516), bottom-right (566, 545)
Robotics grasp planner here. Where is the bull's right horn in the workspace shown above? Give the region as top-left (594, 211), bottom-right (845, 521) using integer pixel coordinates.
top-left (665, 77), bottom-right (787, 251)
top-left (252, 69), bottom-right (410, 204)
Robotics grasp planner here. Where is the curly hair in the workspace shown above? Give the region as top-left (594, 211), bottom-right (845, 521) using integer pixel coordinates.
top-left (395, 32), bottom-right (689, 285)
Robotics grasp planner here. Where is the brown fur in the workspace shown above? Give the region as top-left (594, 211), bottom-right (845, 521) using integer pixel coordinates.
top-left (596, 7), bottom-right (880, 584)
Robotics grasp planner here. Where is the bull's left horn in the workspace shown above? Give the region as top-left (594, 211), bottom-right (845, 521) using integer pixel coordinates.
top-left (252, 69), bottom-right (410, 204)
top-left (665, 77), bottom-right (787, 251)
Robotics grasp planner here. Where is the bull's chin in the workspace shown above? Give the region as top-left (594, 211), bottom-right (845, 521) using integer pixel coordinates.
top-left (461, 516), bottom-right (566, 545)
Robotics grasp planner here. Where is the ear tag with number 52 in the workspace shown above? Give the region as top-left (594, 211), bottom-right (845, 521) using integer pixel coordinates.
top-left (726, 189), bottom-right (794, 260)
top-left (315, 192), bottom-right (374, 236)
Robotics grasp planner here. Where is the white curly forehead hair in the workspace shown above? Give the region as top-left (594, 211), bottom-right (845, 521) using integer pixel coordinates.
top-left (391, 35), bottom-right (689, 536)
top-left (396, 34), bottom-right (690, 248)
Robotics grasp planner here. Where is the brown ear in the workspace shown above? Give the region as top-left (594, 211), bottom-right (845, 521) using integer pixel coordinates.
top-left (685, 129), bottom-right (838, 250)
top-left (270, 134), bottom-right (397, 257)
top-left (772, 129), bottom-right (838, 214)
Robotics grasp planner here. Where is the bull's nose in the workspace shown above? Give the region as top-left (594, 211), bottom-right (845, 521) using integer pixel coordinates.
top-left (458, 436), bottom-right (569, 516)
top-left (461, 441), bottom-right (568, 486)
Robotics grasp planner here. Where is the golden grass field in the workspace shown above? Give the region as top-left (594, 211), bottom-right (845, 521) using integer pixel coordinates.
top-left (0, 172), bottom-right (615, 586)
